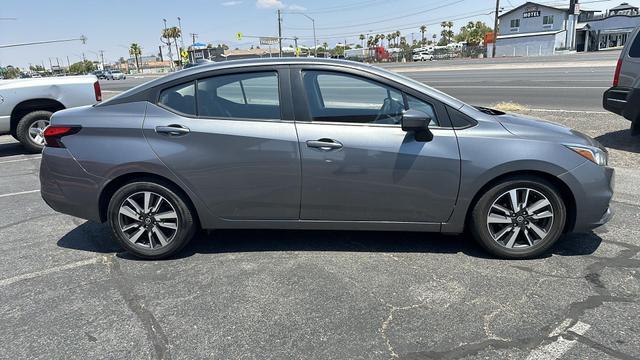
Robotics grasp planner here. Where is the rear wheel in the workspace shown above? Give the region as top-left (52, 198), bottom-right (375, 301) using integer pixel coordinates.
top-left (470, 176), bottom-right (566, 259)
top-left (107, 181), bottom-right (197, 259)
top-left (15, 110), bottom-right (53, 153)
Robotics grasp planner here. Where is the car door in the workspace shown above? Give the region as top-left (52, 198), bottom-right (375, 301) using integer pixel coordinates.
top-left (291, 66), bottom-right (460, 223)
top-left (143, 66), bottom-right (301, 220)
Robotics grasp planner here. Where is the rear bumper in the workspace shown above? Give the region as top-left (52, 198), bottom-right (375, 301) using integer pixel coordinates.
top-left (558, 161), bottom-right (614, 232)
top-left (40, 147), bottom-right (104, 222)
top-left (603, 86), bottom-right (640, 122)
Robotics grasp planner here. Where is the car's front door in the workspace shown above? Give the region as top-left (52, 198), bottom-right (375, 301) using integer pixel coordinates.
top-left (292, 68), bottom-right (460, 223)
top-left (143, 67), bottom-right (301, 220)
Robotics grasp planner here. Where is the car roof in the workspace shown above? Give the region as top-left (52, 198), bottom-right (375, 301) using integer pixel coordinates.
top-left (100, 57), bottom-right (465, 109)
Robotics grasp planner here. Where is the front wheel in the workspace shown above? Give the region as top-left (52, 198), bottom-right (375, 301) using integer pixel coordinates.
top-left (107, 181), bottom-right (197, 259)
top-left (470, 176), bottom-right (566, 259)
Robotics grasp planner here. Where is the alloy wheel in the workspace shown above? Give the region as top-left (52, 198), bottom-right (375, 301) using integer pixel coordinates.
top-left (118, 191), bottom-right (179, 249)
top-left (28, 120), bottom-right (49, 146)
top-left (486, 188), bottom-right (554, 249)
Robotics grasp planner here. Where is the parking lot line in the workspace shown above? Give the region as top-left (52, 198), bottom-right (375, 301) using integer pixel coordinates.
top-left (0, 257), bottom-right (101, 287)
top-left (0, 156), bottom-right (41, 164)
top-left (525, 321), bottom-right (592, 360)
top-left (0, 189), bottom-right (40, 198)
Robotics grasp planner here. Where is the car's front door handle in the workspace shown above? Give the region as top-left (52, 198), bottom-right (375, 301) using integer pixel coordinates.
top-left (155, 125), bottom-right (190, 136)
top-left (306, 139), bottom-right (343, 150)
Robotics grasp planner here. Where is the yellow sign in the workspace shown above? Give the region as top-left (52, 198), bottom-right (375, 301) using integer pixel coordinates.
top-left (181, 50), bottom-right (188, 58)
top-left (236, 32), bottom-right (243, 41)
top-left (295, 47), bottom-right (301, 56)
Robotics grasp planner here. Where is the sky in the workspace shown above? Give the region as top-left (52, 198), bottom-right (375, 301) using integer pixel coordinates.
top-left (0, 0), bottom-right (636, 68)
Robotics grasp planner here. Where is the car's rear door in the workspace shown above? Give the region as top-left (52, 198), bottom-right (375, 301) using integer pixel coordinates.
top-left (143, 66), bottom-right (301, 220)
top-left (291, 65), bottom-right (461, 223)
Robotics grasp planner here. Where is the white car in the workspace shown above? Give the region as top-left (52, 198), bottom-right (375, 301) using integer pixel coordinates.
top-left (106, 70), bottom-right (126, 80)
top-left (0, 76), bottom-right (101, 152)
top-left (412, 52), bottom-right (434, 61)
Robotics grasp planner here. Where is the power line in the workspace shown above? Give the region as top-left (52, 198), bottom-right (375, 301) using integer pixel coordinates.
top-left (284, 0), bottom-right (461, 31)
top-left (286, 0), bottom-right (391, 14)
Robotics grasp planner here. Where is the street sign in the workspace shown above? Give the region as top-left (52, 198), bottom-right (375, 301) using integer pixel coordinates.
top-left (181, 50), bottom-right (188, 58)
top-left (260, 37), bottom-right (278, 45)
top-left (236, 32), bottom-right (243, 41)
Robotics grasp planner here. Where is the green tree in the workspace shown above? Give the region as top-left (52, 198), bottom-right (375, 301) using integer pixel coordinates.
top-left (439, 21), bottom-right (454, 45)
top-left (420, 25), bottom-right (427, 45)
top-left (454, 21), bottom-right (492, 46)
top-left (0, 66), bottom-right (21, 79)
top-left (162, 26), bottom-right (182, 64)
top-left (129, 43), bottom-right (142, 73)
top-left (359, 34), bottom-right (365, 48)
top-left (69, 60), bottom-right (95, 74)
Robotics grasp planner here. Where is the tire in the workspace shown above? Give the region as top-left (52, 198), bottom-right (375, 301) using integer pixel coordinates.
top-left (469, 176), bottom-right (566, 259)
top-left (107, 180), bottom-right (197, 259)
top-left (15, 110), bottom-right (53, 153)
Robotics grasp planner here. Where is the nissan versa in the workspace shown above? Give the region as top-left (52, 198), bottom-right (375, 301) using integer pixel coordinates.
top-left (39, 58), bottom-right (614, 259)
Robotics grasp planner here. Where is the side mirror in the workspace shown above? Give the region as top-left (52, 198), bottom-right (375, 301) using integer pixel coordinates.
top-left (401, 109), bottom-right (433, 141)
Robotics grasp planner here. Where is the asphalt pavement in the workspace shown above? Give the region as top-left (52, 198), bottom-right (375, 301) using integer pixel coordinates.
top-left (2, 51), bottom-right (640, 359)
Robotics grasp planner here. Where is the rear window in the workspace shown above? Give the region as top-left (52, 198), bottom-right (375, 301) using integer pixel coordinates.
top-left (630, 31), bottom-right (640, 58)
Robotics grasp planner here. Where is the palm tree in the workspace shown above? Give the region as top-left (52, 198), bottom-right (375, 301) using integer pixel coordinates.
top-left (129, 43), bottom-right (142, 73)
top-left (395, 31), bottom-right (401, 46)
top-left (162, 26), bottom-right (182, 64)
top-left (440, 21), bottom-right (454, 45)
top-left (378, 34), bottom-right (385, 47)
top-left (420, 25), bottom-right (427, 44)
top-left (359, 34), bottom-right (365, 48)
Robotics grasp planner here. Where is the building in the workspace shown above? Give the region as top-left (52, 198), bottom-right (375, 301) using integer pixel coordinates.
top-left (576, 2), bottom-right (640, 51)
top-left (492, 1), bottom-right (585, 57)
top-left (492, 0), bottom-right (639, 57)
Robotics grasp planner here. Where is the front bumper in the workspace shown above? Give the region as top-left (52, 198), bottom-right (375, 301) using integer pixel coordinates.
top-left (40, 147), bottom-right (104, 222)
top-left (603, 86), bottom-right (640, 122)
top-left (559, 161), bottom-right (614, 232)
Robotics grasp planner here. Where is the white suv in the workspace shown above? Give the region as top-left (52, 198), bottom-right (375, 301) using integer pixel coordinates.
top-left (412, 52), bottom-right (434, 62)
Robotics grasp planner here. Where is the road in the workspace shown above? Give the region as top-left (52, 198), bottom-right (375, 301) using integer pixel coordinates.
top-left (101, 51), bottom-right (619, 111)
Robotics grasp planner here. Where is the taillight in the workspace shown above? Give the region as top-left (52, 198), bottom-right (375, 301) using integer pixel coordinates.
top-left (94, 81), bottom-right (102, 101)
top-left (613, 58), bottom-right (622, 87)
top-left (43, 126), bottom-right (81, 148)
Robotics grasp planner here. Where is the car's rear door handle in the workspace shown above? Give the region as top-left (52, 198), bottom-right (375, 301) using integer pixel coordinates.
top-left (155, 125), bottom-right (190, 136)
top-left (306, 138), bottom-right (343, 150)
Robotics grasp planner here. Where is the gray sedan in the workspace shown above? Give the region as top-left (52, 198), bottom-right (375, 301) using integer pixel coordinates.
top-left (39, 58), bottom-right (614, 259)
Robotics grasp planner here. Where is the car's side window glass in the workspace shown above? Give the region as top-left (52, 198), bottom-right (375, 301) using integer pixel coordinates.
top-left (630, 32), bottom-right (640, 58)
top-left (302, 71), bottom-right (404, 125)
top-left (158, 82), bottom-right (196, 115)
top-left (197, 72), bottom-right (280, 119)
top-left (406, 95), bottom-right (439, 126)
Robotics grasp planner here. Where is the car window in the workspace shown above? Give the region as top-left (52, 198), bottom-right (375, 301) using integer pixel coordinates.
top-left (406, 95), bottom-right (439, 126)
top-left (630, 31), bottom-right (640, 58)
top-left (302, 71), bottom-right (405, 125)
top-left (158, 82), bottom-right (196, 115)
top-left (197, 72), bottom-right (280, 119)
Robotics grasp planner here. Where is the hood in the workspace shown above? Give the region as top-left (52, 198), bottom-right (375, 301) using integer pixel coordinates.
top-left (496, 113), bottom-right (603, 149)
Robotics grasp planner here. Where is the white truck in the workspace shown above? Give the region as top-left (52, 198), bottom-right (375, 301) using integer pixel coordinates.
top-left (0, 76), bottom-right (101, 152)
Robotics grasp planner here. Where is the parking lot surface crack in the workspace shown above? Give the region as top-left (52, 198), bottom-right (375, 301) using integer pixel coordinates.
top-left (104, 255), bottom-right (171, 360)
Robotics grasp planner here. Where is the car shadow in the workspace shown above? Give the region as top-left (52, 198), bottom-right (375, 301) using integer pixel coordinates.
top-left (595, 129), bottom-right (640, 154)
top-left (57, 221), bottom-right (603, 261)
top-left (0, 141), bottom-right (32, 157)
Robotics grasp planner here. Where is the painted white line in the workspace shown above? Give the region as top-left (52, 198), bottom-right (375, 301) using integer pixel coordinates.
top-left (0, 156), bottom-right (42, 164)
top-left (0, 257), bottom-right (100, 287)
top-left (101, 90), bottom-right (122, 93)
top-left (525, 321), bottom-right (591, 360)
top-left (0, 189), bottom-right (40, 198)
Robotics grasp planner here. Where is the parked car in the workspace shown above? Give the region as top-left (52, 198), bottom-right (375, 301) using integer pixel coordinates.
top-left (0, 75), bottom-right (101, 152)
top-left (40, 58), bottom-right (613, 259)
top-left (413, 52), bottom-right (434, 62)
top-left (106, 70), bottom-right (126, 80)
top-left (603, 27), bottom-right (640, 135)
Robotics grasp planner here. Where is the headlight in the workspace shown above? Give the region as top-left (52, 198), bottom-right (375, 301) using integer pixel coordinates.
top-left (565, 145), bottom-right (608, 166)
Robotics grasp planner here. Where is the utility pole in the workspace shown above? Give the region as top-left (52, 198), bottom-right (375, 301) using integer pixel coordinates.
top-left (492, 0), bottom-right (500, 58)
top-left (277, 9), bottom-right (283, 57)
top-left (294, 37), bottom-right (298, 57)
top-left (190, 33), bottom-right (198, 44)
top-left (158, 45), bottom-right (163, 61)
top-left (99, 50), bottom-right (105, 70)
top-left (177, 17), bottom-right (185, 51)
